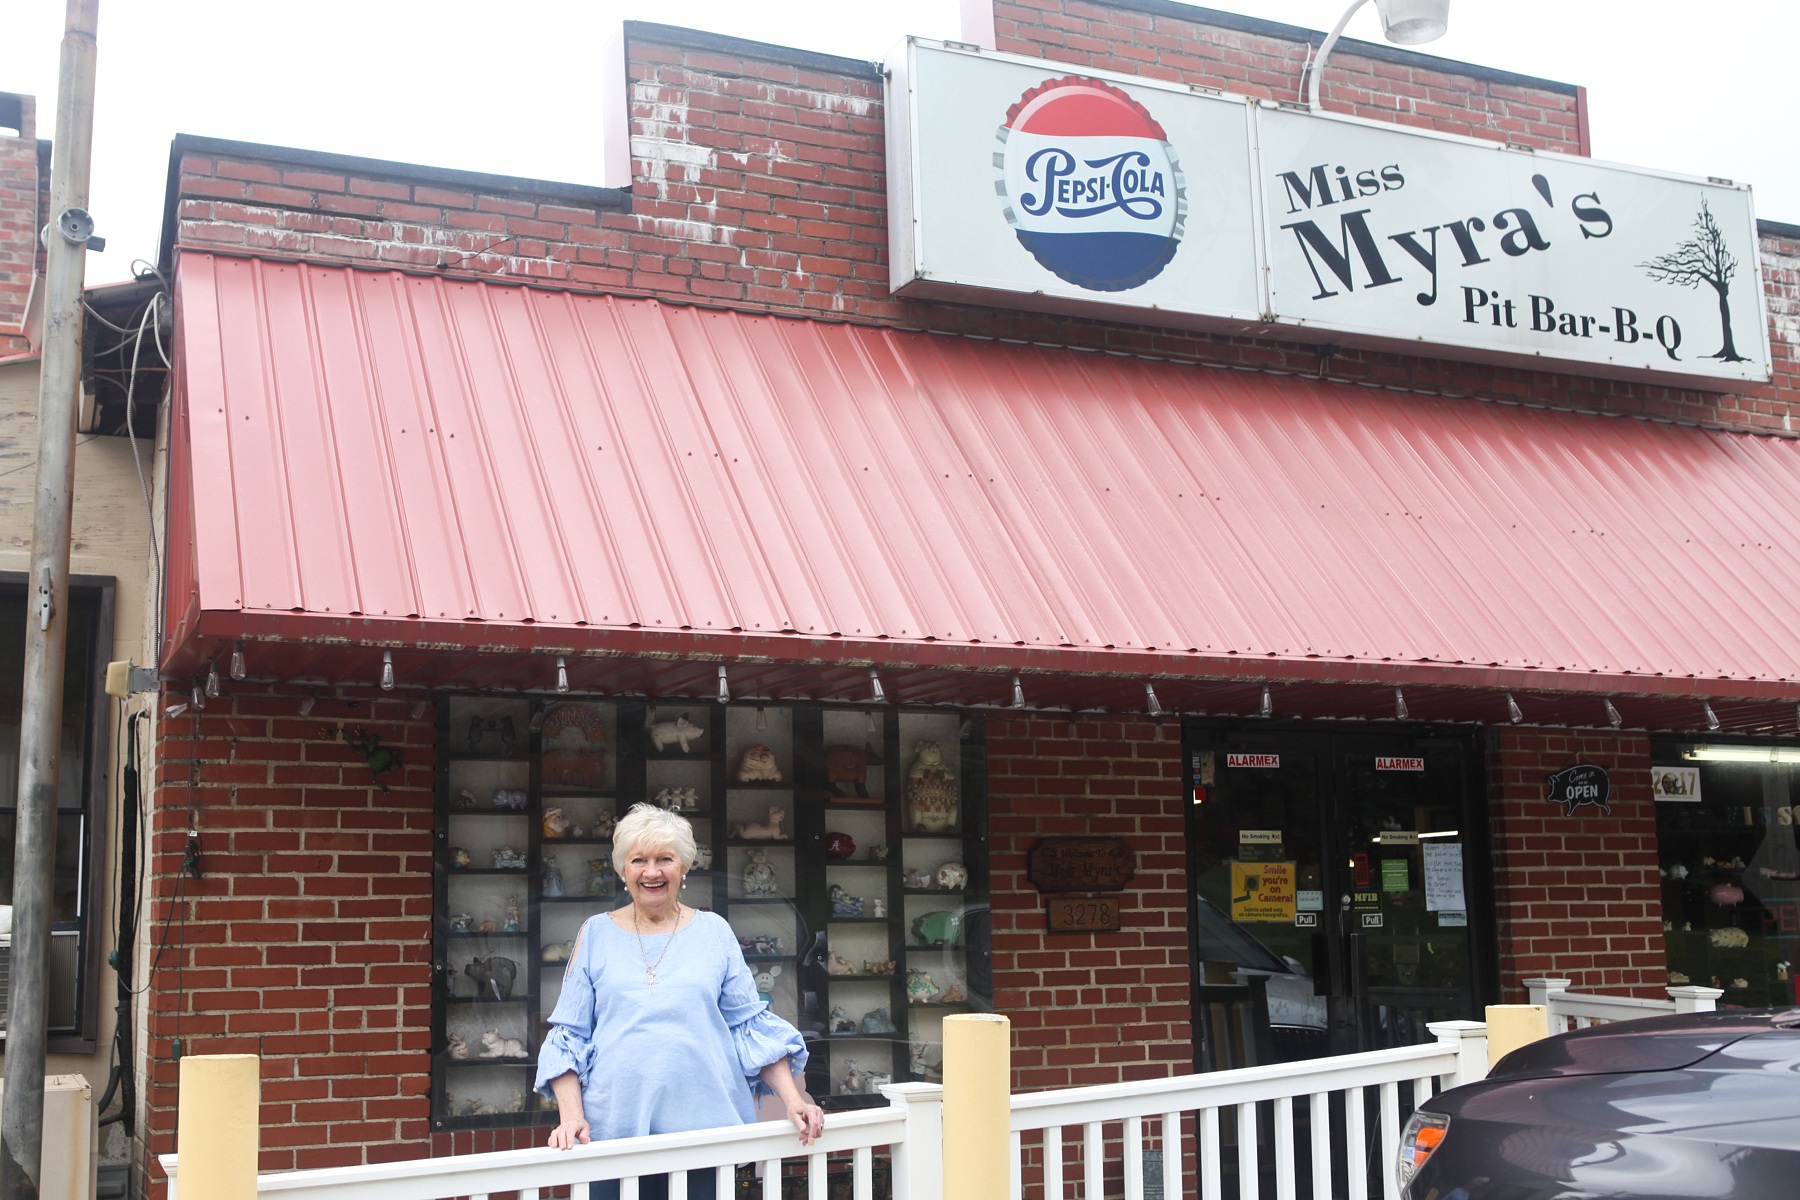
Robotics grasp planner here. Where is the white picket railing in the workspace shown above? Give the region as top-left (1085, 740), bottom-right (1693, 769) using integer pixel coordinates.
top-left (1526, 977), bottom-right (1721, 1035)
top-left (1007, 1022), bottom-right (1488, 1200)
top-left (160, 1085), bottom-right (936, 1200)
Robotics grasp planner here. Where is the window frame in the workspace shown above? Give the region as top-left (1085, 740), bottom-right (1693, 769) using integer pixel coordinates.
top-left (0, 570), bottom-right (114, 1054)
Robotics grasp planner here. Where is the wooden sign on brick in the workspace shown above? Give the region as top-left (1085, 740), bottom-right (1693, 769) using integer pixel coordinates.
top-left (1027, 837), bottom-right (1136, 893)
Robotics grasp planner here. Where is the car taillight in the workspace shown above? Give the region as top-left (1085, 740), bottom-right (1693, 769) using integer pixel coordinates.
top-left (1398, 1110), bottom-right (1449, 1185)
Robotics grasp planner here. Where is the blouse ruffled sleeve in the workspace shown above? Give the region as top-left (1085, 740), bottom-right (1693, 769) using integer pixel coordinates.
top-left (715, 919), bottom-right (809, 1096)
top-left (534, 923), bottom-right (599, 1099)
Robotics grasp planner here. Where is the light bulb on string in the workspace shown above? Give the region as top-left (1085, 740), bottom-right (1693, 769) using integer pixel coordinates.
top-left (380, 651), bottom-right (395, 691)
top-left (755, 704), bottom-right (768, 732)
top-left (869, 669), bottom-right (886, 704)
top-left (204, 660), bottom-right (220, 699)
top-left (299, 690), bottom-right (317, 717)
top-left (555, 656), bottom-right (569, 694)
top-left (1704, 701), bottom-right (1721, 732)
top-left (229, 641), bottom-right (246, 681)
top-left (191, 683), bottom-right (207, 711)
top-left (1144, 682), bottom-right (1164, 717)
top-left (1394, 687), bottom-right (1408, 721)
top-left (1506, 693), bottom-right (1523, 723)
top-left (410, 700), bottom-right (429, 721)
top-left (1010, 674), bottom-right (1025, 709)
top-left (1604, 698), bottom-right (1622, 729)
top-left (717, 665), bottom-right (731, 704)
top-left (1260, 684), bottom-right (1272, 719)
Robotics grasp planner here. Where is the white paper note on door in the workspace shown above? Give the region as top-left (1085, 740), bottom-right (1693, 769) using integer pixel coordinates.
top-left (1423, 842), bottom-right (1465, 913)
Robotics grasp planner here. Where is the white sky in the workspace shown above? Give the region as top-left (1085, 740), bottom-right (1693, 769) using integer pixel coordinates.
top-left (3, 1), bottom-right (1795, 288)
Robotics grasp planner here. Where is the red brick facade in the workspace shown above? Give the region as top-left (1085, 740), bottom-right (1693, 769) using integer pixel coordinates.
top-left (138, 1), bottom-right (1799, 1191)
top-left (0, 92), bottom-right (43, 357)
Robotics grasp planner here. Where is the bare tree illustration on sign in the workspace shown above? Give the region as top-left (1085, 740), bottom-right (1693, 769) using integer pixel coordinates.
top-left (1640, 198), bottom-right (1749, 362)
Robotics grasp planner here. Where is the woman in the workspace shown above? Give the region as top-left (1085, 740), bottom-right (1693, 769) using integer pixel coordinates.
top-left (537, 803), bottom-right (824, 1199)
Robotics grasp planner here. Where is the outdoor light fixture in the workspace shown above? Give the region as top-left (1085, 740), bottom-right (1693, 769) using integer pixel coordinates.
top-left (204, 660), bottom-right (220, 699)
top-left (1260, 684), bottom-right (1273, 719)
top-left (1394, 687), bottom-right (1409, 721)
top-left (410, 700), bottom-right (429, 721)
top-left (191, 683), bottom-right (206, 711)
top-left (299, 690), bottom-right (317, 717)
top-left (380, 651), bottom-right (395, 691)
top-left (1506, 693), bottom-right (1523, 723)
top-left (870, 668), bottom-right (886, 704)
top-left (166, 694), bottom-right (190, 719)
top-left (1305, 0), bottom-right (1451, 111)
top-left (1604, 698), bottom-right (1622, 729)
top-left (555, 655), bottom-right (569, 694)
top-left (1686, 745), bottom-right (1800, 765)
top-left (717, 665), bottom-right (731, 704)
top-left (229, 641), bottom-right (246, 681)
top-left (1144, 682), bottom-right (1164, 717)
top-left (1704, 701), bottom-right (1721, 732)
top-left (1011, 674), bottom-right (1026, 709)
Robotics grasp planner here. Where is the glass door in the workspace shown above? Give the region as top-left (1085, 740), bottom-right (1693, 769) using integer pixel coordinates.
top-left (1184, 723), bottom-right (1493, 1068)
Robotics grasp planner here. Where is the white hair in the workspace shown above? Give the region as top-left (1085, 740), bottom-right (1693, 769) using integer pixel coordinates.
top-left (611, 803), bottom-right (699, 873)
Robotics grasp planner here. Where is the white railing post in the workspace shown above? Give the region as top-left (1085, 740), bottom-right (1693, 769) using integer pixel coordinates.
top-left (1522, 977), bottom-right (1571, 1035)
top-left (881, 1081), bottom-right (945, 1200)
top-left (1425, 1020), bottom-right (1489, 1087)
top-left (1668, 984), bottom-right (1723, 1013)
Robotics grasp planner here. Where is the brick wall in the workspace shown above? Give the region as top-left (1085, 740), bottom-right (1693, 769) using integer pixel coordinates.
top-left (167, 10), bottom-right (1800, 435)
top-left (140, 688), bottom-right (437, 1198)
top-left (987, 714), bottom-right (1191, 1088)
top-left (0, 92), bottom-right (39, 355)
top-left (1488, 729), bottom-right (1668, 1000)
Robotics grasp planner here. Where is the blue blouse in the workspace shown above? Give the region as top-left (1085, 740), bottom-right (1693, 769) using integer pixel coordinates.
top-left (534, 909), bottom-right (808, 1140)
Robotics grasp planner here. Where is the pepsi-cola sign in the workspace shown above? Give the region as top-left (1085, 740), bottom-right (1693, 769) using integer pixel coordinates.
top-left (996, 77), bottom-right (1186, 292)
top-left (885, 38), bottom-right (1769, 390)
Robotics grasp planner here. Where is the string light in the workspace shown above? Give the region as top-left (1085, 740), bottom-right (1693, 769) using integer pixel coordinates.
top-left (1144, 683), bottom-right (1164, 717)
top-left (717, 665), bottom-right (731, 704)
top-left (1260, 684), bottom-right (1272, 719)
top-left (555, 655), bottom-right (569, 694)
top-left (1010, 674), bottom-right (1025, 709)
top-left (379, 651), bottom-right (395, 691)
top-left (410, 700), bottom-right (429, 721)
top-left (1506, 693), bottom-right (1523, 723)
top-left (869, 668), bottom-right (886, 704)
top-left (1704, 701), bottom-right (1721, 732)
top-left (1394, 687), bottom-right (1408, 721)
top-left (1604, 698), bottom-right (1622, 729)
top-left (191, 683), bottom-right (206, 711)
top-left (298, 690), bottom-right (317, 717)
top-left (229, 641), bottom-right (246, 681)
top-left (166, 694), bottom-right (190, 719)
top-left (203, 660), bottom-right (220, 699)
top-left (755, 704), bottom-right (768, 731)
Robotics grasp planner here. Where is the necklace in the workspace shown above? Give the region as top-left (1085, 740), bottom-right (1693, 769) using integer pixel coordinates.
top-left (632, 902), bottom-right (684, 987)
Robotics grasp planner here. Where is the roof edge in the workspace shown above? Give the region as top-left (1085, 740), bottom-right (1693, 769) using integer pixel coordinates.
top-left (1760, 218), bottom-right (1800, 241)
top-left (623, 20), bottom-right (883, 80)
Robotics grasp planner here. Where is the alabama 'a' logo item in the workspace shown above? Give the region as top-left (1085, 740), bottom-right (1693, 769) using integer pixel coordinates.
top-left (996, 76), bottom-right (1186, 292)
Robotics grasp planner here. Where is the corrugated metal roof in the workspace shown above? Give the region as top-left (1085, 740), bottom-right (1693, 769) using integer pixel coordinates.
top-left (168, 252), bottom-right (1800, 708)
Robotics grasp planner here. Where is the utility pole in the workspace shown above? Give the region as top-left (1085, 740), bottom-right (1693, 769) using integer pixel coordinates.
top-left (3, 2), bottom-right (100, 1197)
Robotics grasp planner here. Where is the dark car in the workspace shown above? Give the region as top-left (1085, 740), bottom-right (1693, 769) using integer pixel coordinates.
top-left (1400, 1009), bottom-right (1800, 1199)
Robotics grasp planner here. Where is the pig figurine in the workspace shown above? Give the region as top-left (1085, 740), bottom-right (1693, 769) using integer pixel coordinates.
top-left (479, 1028), bottom-right (529, 1059)
top-left (465, 955), bottom-right (519, 1002)
top-left (648, 714), bottom-right (705, 752)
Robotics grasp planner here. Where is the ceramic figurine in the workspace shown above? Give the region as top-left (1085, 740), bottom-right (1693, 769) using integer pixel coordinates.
top-left (826, 744), bottom-right (873, 798)
top-left (449, 912), bottom-right (473, 933)
top-left (693, 845), bottom-right (713, 870)
top-left (648, 713), bottom-right (705, 752)
top-left (735, 745), bottom-right (783, 782)
top-left (542, 808), bottom-right (570, 839)
top-left (1779, 961), bottom-right (1792, 981)
top-left (840, 1060), bottom-right (863, 1094)
top-left (941, 982), bottom-right (967, 1003)
top-left (542, 940), bottom-right (574, 963)
top-left (733, 805), bottom-right (786, 840)
top-left (492, 846), bottom-right (528, 870)
top-left (654, 787), bottom-right (693, 811)
top-left (540, 704), bottom-right (608, 787)
top-left (480, 1028), bottom-right (529, 1058)
top-left (508, 1090), bottom-right (528, 1113)
top-left (864, 1072), bottom-right (890, 1094)
top-left (1709, 882), bottom-right (1745, 906)
top-left (1669, 971), bottom-right (1690, 984)
top-left (542, 861), bottom-right (565, 898)
top-left (1709, 927), bottom-right (1750, 948)
top-left (860, 1007), bottom-right (897, 1034)
top-left (1730, 977), bottom-right (1750, 989)
top-left (826, 951), bottom-right (855, 976)
top-left (451, 847), bottom-right (472, 870)
top-left (863, 959), bottom-right (894, 975)
top-left (446, 1033), bottom-right (470, 1060)
top-left (828, 1005), bottom-right (856, 1034)
top-left (753, 964), bottom-right (782, 1000)
top-left (465, 955), bottom-right (519, 1002)
top-left (902, 868), bottom-right (932, 890)
top-left (492, 788), bottom-right (529, 810)
top-left (868, 844), bottom-right (890, 862)
top-left (455, 788), bottom-right (479, 809)
top-left (829, 884), bottom-right (864, 918)
top-left (501, 896), bottom-right (521, 933)
top-left (587, 859), bottom-right (613, 897)
top-left (870, 898), bottom-right (886, 918)
top-left (905, 741), bottom-right (958, 832)
top-left (825, 832), bottom-right (856, 860)
top-left (909, 1040), bottom-right (932, 1078)
top-left (743, 849), bottom-right (780, 896)
top-left (912, 910), bottom-right (964, 946)
top-left (591, 808), bottom-right (616, 839)
top-left (936, 862), bottom-right (969, 891)
top-left (479, 920), bottom-right (497, 933)
top-left (905, 969), bottom-right (941, 1005)
top-left (468, 714), bottom-right (518, 755)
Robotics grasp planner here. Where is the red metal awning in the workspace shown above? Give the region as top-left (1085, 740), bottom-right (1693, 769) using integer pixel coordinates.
top-left (164, 252), bottom-right (1800, 731)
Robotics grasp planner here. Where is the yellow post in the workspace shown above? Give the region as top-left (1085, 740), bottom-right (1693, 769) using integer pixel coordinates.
top-left (1484, 1004), bottom-right (1548, 1067)
top-left (177, 1054), bottom-right (260, 1199)
top-left (941, 1013), bottom-right (1011, 1200)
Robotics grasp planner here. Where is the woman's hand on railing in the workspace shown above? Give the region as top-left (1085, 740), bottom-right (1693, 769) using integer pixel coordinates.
top-left (547, 1115), bottom-right (591, 1150)
top-left (783, 1095), bottom-right (825, 1146)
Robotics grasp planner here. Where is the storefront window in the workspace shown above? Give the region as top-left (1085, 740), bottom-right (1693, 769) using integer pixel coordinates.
top-left (0, 578), bottom-right (105, 1040)
top-left (1653, 740), bottom-right (1800, 1007)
